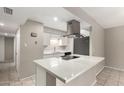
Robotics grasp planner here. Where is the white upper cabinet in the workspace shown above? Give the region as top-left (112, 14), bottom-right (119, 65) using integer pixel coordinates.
top-left (59, 37), bottom-right (68, 46)
top-left (50, 34), bottom-right (60, 39)
top-left (43, 33), bottom-right (50, 46)
top-left (43, 32), bottom-right (68, 46)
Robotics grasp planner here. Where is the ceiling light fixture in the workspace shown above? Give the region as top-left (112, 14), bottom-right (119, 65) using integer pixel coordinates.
top-left (4, 33), bottom-right (8, 36)
top-left (53, 17), bottom-right (58, 21)
top-left (0, 23), bottom-right (4, 26)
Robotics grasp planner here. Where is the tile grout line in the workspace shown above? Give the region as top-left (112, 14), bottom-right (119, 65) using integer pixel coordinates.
top-left (117, 71), bottom-right (121, 86)
top-left (103, 71), bottom-right (112, 86)
top-left (8, 62), bottom-right (11, 86)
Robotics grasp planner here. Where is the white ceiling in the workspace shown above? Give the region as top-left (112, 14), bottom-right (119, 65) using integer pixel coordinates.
top-left (2, 7), bottom-right (124, 34)
top-left (82, 7), bottom-right (124, 28)
top-left (0, 7), bottom-right (90, 35)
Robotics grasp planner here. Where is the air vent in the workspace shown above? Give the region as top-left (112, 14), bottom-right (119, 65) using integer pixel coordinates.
top-left (3, 7), bottom-right (13, 15)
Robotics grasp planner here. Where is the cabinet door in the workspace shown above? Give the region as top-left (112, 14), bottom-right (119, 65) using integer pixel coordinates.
top-left (50, 34), bottom-right (60, 39)
top-left (43, 33), bottom-right (50, 46)
top-left (61, 37), bottom-right (68, 46)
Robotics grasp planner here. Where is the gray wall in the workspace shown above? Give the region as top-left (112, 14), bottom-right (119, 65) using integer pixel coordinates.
top-left (65, 7), bottom-right (104, 57)
top-left (105, 26), bottom-right (124, 69)
top-left (0, 36), bottom-right (4, 62)
top-left (19, 20), bottom-right (44, 79)
top-left (4, 37), bottom-right (14, 62)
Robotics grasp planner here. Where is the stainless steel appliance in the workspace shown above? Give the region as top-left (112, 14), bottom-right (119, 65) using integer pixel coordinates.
top-left (63, 19), bottom-right (90, 55)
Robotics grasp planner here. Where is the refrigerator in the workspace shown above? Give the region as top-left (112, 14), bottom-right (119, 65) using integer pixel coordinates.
top-left (73, 37), bottom-right (89, 55)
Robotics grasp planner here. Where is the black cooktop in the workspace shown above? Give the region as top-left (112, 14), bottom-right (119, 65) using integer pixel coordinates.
top-left (61, 55), bottom-right (80, 60)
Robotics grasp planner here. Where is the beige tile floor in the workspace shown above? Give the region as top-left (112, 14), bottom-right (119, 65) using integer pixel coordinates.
top-left (1, 63), bottom-right (124, 86)
top-left (95, 67), bottom-right (124, 86)
top-left (0, 63), bottom-right (35, 86)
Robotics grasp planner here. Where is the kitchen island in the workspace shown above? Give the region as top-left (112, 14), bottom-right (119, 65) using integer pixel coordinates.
top-left (34, 54), bottom-right (104, 86)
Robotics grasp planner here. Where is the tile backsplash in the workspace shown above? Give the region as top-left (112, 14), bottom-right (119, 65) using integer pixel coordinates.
top-left (44, 45), bottom-right (68, 54)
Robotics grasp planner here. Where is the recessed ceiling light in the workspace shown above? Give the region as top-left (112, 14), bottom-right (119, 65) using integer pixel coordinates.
top-left (53, 17), bottom-right (58, 21)
top-left (0, 22), bottom-right (4, 26)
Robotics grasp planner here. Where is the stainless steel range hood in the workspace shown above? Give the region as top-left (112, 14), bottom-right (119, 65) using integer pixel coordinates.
top-left (63, 19), bottom-right (83, 38)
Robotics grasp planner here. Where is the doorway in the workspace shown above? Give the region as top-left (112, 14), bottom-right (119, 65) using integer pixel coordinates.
top-left (4, 37), bottom-right (14, 63)
top-left (0, 35), bottom-right (19, 85)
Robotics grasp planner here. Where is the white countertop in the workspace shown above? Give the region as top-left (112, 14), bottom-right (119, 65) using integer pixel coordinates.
top-left (34, 54), bottom-right (104, 83)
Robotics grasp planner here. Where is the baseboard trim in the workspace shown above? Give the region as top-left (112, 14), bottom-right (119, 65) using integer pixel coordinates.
top-left (105, 66), bottom-right (124, 72)
top-left (21, 74), bottom-right (35, 81)
top-left (91, 80), bottom-right (97, 86)
top-left (96, 66), bottom-right (105, 76)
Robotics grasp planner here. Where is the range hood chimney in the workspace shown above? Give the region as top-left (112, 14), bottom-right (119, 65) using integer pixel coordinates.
top-left (63, 19), bottom-right (83, 38)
